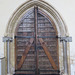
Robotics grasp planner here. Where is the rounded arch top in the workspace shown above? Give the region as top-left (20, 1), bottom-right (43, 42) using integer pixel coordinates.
top-left (5, 0), bottom-right (69, 37)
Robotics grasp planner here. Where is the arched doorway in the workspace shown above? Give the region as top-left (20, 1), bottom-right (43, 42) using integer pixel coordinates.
top-left (4, 0), bottom-right (71, 75)
top-left (14, 6), bottom-right (59, 75)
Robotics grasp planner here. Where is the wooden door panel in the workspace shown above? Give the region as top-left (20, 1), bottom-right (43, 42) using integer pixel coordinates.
top-left (17, 38), bottom-right (34, 69)
top-left (15, 8), bottom-right (36, 74)
top-left (15, 7), bottom-right (60, 75)
top-left (37, 10), bottom-right (59, 74)
top-left (39, 38), bottom-right (57, 70)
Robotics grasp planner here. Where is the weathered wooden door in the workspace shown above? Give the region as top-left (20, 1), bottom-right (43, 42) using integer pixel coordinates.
top-left (14, 6), bottom-right (60, 75)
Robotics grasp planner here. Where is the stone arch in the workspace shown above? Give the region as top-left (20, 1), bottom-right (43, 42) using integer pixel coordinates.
top-left (5, 0), bottom-right (69, 37)
top-left (4, 0), bottom-right (70, 75)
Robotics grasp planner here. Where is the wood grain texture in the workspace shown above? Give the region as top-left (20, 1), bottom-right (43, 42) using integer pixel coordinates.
top-left (17, 38), bottom-right (34, 69)
top-left (39, 38), bottom-right (58, 70)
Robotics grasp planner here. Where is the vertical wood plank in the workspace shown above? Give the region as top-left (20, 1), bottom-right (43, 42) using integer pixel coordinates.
top-left (34, 6), bottom-right (39, 75)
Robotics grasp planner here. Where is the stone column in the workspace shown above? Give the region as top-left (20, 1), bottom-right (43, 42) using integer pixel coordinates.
top-left (3, 36), bottom-right (13, 75)
top-left (60, 37), bottom-right (72, 75)
top-left (63, 41), bottom-right (68, 75)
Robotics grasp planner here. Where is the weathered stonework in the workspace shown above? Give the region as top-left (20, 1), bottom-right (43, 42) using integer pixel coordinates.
top-left (4, 0), bottom-right (70, 75)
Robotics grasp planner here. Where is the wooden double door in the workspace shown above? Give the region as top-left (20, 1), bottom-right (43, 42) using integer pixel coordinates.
top-left (14, 6), bottom-right (60, 75)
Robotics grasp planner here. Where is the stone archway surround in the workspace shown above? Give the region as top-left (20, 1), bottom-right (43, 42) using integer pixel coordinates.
top-left (4, 0), bottom-right (70, 75)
